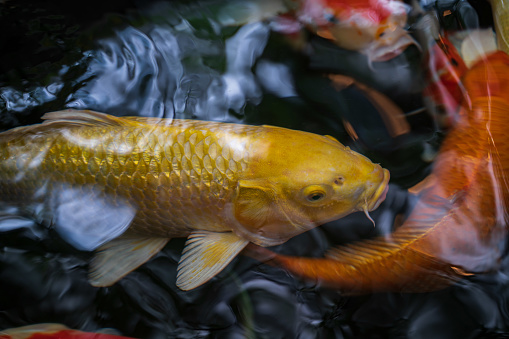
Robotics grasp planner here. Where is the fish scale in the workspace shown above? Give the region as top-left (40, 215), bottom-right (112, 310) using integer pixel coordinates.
top-left (130, 123), bottom-right (255, 235)
top-left (0, 119), bottom-right (256, 237)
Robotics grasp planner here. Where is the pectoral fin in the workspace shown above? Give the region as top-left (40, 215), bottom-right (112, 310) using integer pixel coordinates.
top-left (51, 185), bottom-right (136, 251)
top-left (176, 231), bottom-right (249, 290)
top-left (234, 179), bottom-right (274, 228)
top-left (89, 234), bottom-right (169, 287)
top-left (0, 214), bottom-right (35, 231)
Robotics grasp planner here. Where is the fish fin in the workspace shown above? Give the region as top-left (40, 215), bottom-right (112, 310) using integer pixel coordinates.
top-left (0, 323), bottom-right (71, 336)
top-left (0, 213), bottom-right (35, 231)
top-left (323, 135), bottom-right (341, 143)
top-left (242, 242), bottom-right (277, 262)
top-left (326, 238), bottom-right (407, 264)
top-left (122, 116), bottom-right (168, 125)
top-left (41, 109), bottom-right (142, 128)
top-left (234, 179), bottom-right (275, 228)
top-left (408, 174), bottom-right (437, 195)
top-left (316, 28), bottom-right (335, 41)
top-left (89, 234), bottom-right (169, 287)
top-left (176, 231), bottom-right (249, 290)
top-left (326, 192), bottom-right (456, 263)
top-left (354, 83), bottom-right (410, 138)
top-left (50, 185), bottom-right (136, 251)
top-left (328, 74), bottom-right (355, 91)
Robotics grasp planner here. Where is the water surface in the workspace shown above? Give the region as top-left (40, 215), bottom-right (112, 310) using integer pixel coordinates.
top-left (0, 0), bottom-right (507, 338)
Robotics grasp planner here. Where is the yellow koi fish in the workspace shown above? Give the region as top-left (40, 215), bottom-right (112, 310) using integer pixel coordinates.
top-left (0, 110), bottom-right (389, 290)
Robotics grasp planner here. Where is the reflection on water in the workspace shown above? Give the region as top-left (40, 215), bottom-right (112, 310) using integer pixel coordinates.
top-left (0, 0), bottom-right (508, 338)
top-left (69, 20), bottom-right (271, 120)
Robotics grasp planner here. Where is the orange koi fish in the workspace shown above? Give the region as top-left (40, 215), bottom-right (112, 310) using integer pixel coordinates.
top-left (245, 51), bottom-right (509, 293)
top-left (291, 0), bottom-right (418, 62)
top-left (424, 33), bottom-right (468, 128)
top-left (0, 323), bottom-right (135, 339)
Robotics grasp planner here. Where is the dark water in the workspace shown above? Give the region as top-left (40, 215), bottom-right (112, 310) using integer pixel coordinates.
top-left (0, 0), bottom-right (508, 338)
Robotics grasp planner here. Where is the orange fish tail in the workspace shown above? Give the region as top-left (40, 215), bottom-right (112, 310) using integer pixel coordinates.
top-left (273, 247), bottom-right (460, 293)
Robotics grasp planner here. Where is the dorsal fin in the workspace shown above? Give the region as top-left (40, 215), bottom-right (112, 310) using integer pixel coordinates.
top-left (326, 236), bottom-right (412, 264)
top-left (41, 109), bottom-right (141, 128)
top-left (0, 110), bottom-right (153, 144)
top-left (326, 191), bottom-right (457, 265)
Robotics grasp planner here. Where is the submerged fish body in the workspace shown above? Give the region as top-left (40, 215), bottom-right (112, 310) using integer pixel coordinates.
top-left (218, 0), bottom-right (416, 62)
top-left (247, 51), bottom-right (509, 293)
top-left (0, 110), bottom-right (389, 290)
top-left (291, 0), bottom-right (417, 62)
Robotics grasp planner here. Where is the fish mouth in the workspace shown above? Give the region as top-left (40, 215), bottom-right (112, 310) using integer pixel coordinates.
top-left (366, 168), bottom-right (390, 211)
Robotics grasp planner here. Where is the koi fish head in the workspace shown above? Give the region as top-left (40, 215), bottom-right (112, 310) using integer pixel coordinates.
top-left (232, 128), bottom-right (390, 246)
top-left (296, 0), bottom-right (417, 62)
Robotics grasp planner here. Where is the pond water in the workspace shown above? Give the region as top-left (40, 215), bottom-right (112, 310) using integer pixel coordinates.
top-left (1, 0), bottom-right (508, 338)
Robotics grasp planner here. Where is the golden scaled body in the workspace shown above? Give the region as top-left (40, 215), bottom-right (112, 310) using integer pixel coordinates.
top-left (1, 117), bottom-right (255, 238)
top-left (0, 111), bottom-right (389, 290)
top-left (247, 52), bottom-right (509, 293)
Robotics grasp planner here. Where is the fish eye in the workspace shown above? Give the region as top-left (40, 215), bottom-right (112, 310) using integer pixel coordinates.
top-left (307, 191), bottom-right (325, 202)
top-left (302, 185), bottom-right (328, 203)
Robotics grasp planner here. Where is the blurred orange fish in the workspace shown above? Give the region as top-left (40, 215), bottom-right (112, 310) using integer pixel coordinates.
top-left (291, 0), bottom-right (418, 62)
top-left (219, 0), bottom-right (417, 62)
top-left (245, 51), bottom-right (509, 293)
top-left (0, 323), bottom-right (135, 339)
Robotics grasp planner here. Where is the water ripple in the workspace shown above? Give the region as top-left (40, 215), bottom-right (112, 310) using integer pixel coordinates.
top-left (66, 19), bottom-right (270, 121)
